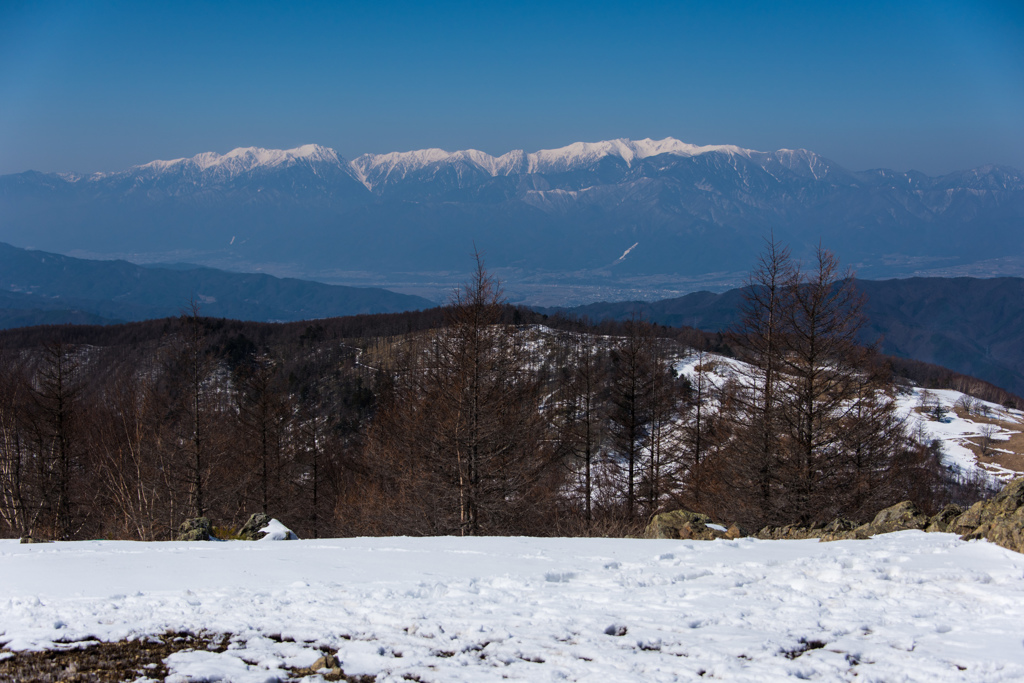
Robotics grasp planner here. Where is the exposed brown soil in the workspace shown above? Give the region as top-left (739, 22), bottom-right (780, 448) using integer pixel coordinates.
top-left (952, 408), bottom-right (1024, 475)
top-left (0, 632), bottom-right (223, 682)
top-left (0, 632), bottom-right (362, 682)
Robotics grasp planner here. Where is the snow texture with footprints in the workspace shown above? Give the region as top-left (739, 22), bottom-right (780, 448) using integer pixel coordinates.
top-left (2, 533), bottom-right (1024, 681)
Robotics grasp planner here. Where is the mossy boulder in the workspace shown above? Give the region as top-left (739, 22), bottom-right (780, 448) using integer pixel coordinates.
top-left (926, 504), bottom-right (964, 533)
top-left (645, 510), bottom-right (720, 540)
top-left (177, 517), bottom-right (213, 541)
top-left (948, 501), bottom-right (987, 535)
top-left (756, 524), bottom-right (821, 540)
top-left (955, 478), bottom-right (1024, 553)
top-left (866, 501), bottom-right (929, 535)
top-left (818, 518), bottom-right (870, 542)
top-left (238, 513), bottom-right (272, 541)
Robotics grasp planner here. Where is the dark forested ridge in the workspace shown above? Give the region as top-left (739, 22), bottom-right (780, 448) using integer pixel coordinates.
top-left (0, 242), bottom-right (433, 327)
top-left (0, 251), bottom-right (1009, 543)
top-left (549, 277), bottom-right (1024, 397)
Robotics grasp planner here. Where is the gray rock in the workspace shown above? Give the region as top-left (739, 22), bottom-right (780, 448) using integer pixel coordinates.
top-left (866, 501), bottom-right (929, 535)
top-left (645, 510), bottom-right (717, 540)
top-left (926, 504), bottom-right (964, 533)
top-left (756, 524), bottom-right (821, 540)
top-left (177, 517), bottom-right (212, 541)
top-left (955, 478), bottom-right (1024, 554)
top-left (818, 518), bottom-right (869, 542)
top-left (238, 512), bottom-right (272, 541)
top-left (312, 653), bottom-right (340, 670)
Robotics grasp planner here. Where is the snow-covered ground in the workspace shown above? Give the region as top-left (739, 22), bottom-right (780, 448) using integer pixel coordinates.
top-left (3, 534), bottom-right (1024, 681)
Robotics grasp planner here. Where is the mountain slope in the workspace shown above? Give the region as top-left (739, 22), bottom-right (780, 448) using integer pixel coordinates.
top-left (0, 243), bottom-right (432, 327)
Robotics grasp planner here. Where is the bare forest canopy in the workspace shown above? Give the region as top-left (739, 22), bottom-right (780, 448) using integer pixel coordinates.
top-left (0, 248), bottom-right (1012, 542)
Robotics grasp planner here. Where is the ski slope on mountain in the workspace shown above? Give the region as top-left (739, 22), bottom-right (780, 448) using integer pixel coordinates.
top-left (2, 532), bottom-right (1024, 682)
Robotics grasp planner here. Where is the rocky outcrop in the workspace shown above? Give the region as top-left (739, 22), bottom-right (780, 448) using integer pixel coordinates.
top-left (642, 479), bottom-right (1024, 555)
top-left (645, 510), bottom-right (726, 541)
top-left (864, 501), bottom-right (929, 535)
top-left (819, 518), bottom-right (870, 542)
top-left (238, 513), bottom-right (272, 541)
top-left (756, 524), bottom-right (822, 540)
top-left (952, 478), bottom-right (1024, 554)
top-left (926, 504), bottom-right (964, 533)
top-left (176, 517), bottom-right (213, 541)
top-left (724, 523), bottom-right (747, 540)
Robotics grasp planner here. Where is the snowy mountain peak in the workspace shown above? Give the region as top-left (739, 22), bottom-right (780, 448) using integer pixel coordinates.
top-left (103, 138), bottom-right (834, 191)
top-left (134, 144), bottom-right (342, 175)
top-left (525, 137), bottom-right (754, 173)
top-left (347, 137), bottom-right (760, 189)
top-left (350, 148), bottom-right (453, 188)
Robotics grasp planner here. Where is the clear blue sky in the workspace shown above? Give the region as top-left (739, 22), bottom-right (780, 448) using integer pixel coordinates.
top-left (1, 0), bottom-right (1021, 175)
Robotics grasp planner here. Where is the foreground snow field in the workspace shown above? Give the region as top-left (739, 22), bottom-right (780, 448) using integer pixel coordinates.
top-left (2, 535), bottom-right (1024, 682)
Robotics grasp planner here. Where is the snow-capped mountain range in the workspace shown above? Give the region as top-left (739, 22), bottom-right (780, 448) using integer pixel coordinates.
top-left (68, 137), bottom-right (803, 190)
top-left (2, 137), bottom-right (1022, 289)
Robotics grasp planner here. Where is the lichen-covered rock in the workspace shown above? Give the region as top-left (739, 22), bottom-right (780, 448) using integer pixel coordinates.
top-left (866, 501), bottom-right (928, 535)
top-left (177, 517), bottom-right (212, 541)
top-left (948, 501), bottom-right (986, 536)
top-left (818, 518), bottom-right (869, 542)
top-left (926, 504), bottom-right (964, 533)
top-left (644, 510), bottom-right (714, 540)
top-left (986, 477), bottom-right (1024, 517)
top-left (677, 522), bottom-right (719, 541)
top-left (238, 512), bottom-right (272, 541)
top-left (955, 478), bottom-right (1024, 554)
top-left (820, 527), bottom-right (872, 542)
top-left (756, 524), bottom-right (820, 540)
top-left (967, 507), bottom-right (1024, 554)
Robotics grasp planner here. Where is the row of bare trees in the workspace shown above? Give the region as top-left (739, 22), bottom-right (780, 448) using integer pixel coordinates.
top-left (0, 313), bottom-right (371, 541)
top-left (0, 247), bottom-right (980, 540)
top-left (698, 241), bottom-right (947, 529)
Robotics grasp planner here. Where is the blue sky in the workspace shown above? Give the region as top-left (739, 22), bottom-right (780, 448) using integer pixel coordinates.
top-left (1, 0), bottom-right (1021, 175)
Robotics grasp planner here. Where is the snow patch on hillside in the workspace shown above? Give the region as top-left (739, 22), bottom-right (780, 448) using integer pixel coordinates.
top-left (675, 353), bottom-right (1024, 484)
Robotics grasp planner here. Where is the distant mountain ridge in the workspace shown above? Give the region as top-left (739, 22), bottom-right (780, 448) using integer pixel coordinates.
top-left (60, 138), bottom-right (784, 190)
top-left (2, 138), bottom-right (1022, 291)
top-left (0, 243), bottom-right (432, 327)
top-left (549, 277), bottom-right (1024, 396)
